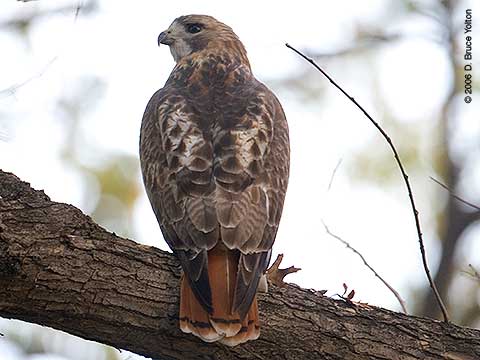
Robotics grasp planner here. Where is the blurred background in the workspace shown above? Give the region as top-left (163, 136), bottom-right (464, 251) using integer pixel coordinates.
top-left (0, 0), bottom-right (479, 358)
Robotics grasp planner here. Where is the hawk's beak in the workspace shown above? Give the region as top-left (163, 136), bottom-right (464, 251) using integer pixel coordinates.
top-left (158, 31), bottom-right (174, 46)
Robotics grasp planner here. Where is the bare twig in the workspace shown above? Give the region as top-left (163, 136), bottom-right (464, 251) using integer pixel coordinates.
top-left (462, 264), bottom-right (480, 282)
top-left (286, 43), bottom-right (449, 322)
top-left (469, 264), bottom-right (480, 279)
top-left (430, 176), bottom-right (480, 211)
top-left (0, 57), bottom-right (58, 98)
top-left (322, 221), bottom-right (408, 314)
top-left (327, 158), bottom-right (343, 191)
top-left (74, 1), bottom-right (85, 21)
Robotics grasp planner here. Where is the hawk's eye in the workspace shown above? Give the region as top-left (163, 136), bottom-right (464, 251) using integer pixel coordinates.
top-left (186, 24), bottom-right (202, 34)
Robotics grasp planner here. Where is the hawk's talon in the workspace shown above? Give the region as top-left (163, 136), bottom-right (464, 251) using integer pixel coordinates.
top-left (266, 254), bottom-right (301, 287)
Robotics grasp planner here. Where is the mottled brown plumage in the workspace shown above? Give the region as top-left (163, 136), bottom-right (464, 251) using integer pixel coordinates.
top-left (140, 14), bottom-right (289, 346)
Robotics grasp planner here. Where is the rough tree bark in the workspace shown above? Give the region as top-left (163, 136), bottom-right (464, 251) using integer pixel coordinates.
top-left (0, 169), bottom-right (479, 360)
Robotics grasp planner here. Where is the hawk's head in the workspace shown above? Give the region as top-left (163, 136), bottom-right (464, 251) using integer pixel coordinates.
top-left (158, 15), bottom-right (247, 64)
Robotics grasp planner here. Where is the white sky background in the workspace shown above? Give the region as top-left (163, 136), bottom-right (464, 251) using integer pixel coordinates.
top-left (0, 0), bottom-right (479, 359)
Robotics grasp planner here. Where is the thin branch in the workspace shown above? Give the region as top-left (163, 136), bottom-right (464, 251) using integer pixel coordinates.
top-left (74, 1), bottom-right (85, 21)
top-left (430, 176), bottom-right (480, 211)
top-left (286, 43), bottom-right (449, 322)
top-left (327, 158), bottom-right (343, 191)
top-left (470, 264), bottom-right (480, 279)
top-left (462, 264), bottom-right (480, 282)
top-left (322, 221), bottom-right (408, 314)
top-left (411, 5), bottom-right (446, 27)
top-left (0, 57), bottom-right (58, 98)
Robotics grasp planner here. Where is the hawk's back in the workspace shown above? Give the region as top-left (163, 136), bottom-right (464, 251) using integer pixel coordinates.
top-left (140, 15), bottom-right (289, 346)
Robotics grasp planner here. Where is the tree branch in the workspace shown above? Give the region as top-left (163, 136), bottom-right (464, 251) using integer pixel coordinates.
top-left (430, 176), bottom-right (480, 211)
top-left (0, 169), bottom-right (479, 359)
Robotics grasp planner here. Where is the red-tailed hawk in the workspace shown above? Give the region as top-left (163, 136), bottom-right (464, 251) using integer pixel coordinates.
top-left (140, 15), bottom-right (289, 346)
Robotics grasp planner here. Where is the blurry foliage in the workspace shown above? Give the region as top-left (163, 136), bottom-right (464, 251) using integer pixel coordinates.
top-left (348, 117), bottom-right (422, 186)
top-left (1, 2), bottom-right (125, 360)
top-left (7, 329), bottom-right (47, 356)
top-left (55, 75), bottom-right (141, 239)
top-left (86, 156), bottom-right (141, 238)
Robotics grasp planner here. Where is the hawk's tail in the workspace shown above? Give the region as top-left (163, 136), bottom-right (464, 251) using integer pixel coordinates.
top-left (179, 246), bottom-right (260, 346)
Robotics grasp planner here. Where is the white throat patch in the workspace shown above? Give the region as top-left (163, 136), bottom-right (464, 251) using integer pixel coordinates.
top-left (171, 39), bottom-right (192, 62)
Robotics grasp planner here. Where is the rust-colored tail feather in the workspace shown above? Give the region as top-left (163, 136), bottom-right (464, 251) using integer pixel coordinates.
top-left (179, 245), bottom-right (260, 346)
top-left (219, 296), bottom-right (259, 346)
